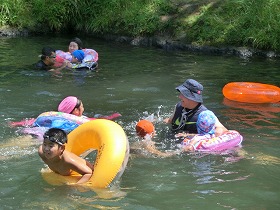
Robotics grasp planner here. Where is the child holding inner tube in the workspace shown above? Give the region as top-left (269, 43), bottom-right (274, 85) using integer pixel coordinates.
top-left (66, 50), bottom-right (85, 68)
top-left (38, 128), bottom-right (94, 184)
top-left (56, 37), bottom-right (99, 63)
top-left (135, 110), bottom-right (226, 156)
top-left (9, 96), bottom-right (121, 128)
top-left (58, 96), bottom-right (121, 120)
top-left (67, 49), bottom-right (98, 70)
top-left (180, 110), bottom-right (218, 152)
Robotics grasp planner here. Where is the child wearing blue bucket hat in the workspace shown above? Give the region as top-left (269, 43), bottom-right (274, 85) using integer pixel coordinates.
top-left (72, 50), bottom-right (85, 63)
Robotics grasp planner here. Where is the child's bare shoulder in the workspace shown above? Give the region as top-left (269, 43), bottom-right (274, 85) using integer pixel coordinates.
top-left (62, 151), bottom-right (85, 164)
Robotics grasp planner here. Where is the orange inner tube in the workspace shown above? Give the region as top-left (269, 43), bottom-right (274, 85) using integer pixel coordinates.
top-left (223, 82), bottom-right (280, 103)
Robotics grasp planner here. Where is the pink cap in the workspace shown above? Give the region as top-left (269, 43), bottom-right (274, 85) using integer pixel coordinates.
top-left (58, 96), bottom-right (78, 114)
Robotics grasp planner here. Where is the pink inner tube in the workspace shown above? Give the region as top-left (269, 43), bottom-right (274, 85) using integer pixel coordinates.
top-left (192, 130), bottom-right (243, 153)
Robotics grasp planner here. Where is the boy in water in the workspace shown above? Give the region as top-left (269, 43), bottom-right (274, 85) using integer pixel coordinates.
top-left (134, 110), bottom-right (227, 156)
top-left (132, 119), bottom-right (177, 157)
top-left (34, 46), bottom-right (69, 71)
top-left (38, 128), bottom-right (93, 184)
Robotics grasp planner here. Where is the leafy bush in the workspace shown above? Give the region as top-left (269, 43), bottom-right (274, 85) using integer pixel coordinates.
top-left (0, 0), bottom-right (33, 28)
top-left (2, 0), bottom-right (280, 51)
top-left (186, 0), bottom-right (280, 50)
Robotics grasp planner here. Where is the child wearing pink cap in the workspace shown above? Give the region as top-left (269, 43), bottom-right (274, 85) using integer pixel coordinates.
top-left (57, 96), bottom-right (121, 120)
top-left (58, 96), bottom-right (84, 117)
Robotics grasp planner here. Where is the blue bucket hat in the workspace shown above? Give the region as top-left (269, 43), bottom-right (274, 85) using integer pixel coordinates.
top-left (197, 110), bottom-right (216, 135)
top-left (72, 50), bottom-right (85, 62)
top-left (176, 79), bottom-right (203, 103)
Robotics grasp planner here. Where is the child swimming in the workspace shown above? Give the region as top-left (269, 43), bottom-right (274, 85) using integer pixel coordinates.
top-left (38, 128), bottom-right (94, 184)
top-left (133, 110), bottom-right (240, 156)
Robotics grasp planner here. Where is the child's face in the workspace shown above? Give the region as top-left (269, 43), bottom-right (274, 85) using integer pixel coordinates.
top-left (46, 52), bottom-right (56, 66)
top-left (72, 102), bottom-right (84, 117)
top-left (68, 42), bottom-right (79, 53)
top-left (42, 139), bottom-right (63, 159)
top-left (71, 56), bottom-right (79, 63)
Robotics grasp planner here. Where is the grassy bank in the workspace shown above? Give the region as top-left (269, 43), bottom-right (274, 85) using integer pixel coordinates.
top-left (1, 0), bottom-right (280, 51)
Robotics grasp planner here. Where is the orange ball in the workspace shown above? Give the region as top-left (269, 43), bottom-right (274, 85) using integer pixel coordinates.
top-left (135, 120), bottom-right (155, 138)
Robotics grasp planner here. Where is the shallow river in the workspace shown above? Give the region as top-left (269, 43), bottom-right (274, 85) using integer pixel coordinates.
top-left (0, 35), bottom-right (279, 209)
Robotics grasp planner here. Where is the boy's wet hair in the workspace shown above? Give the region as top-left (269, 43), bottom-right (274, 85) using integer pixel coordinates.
top-left (41, 46), bottom-right (55, 59)
top-left (43, 128), bottom-right (67, 145)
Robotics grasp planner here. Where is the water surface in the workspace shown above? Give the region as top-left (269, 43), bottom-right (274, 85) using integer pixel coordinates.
top-left (0, 36), bottom-right (279, 209)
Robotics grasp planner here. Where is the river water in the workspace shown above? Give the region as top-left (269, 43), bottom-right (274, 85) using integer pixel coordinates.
top-left (0, 35), bottom-right (279, 209)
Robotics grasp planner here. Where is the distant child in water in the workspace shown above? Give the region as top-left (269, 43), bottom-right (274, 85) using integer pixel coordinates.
top-left (66, 50), bottom-right (85, 68)
top-left (72, 50), bottom-right (85, 63)
top-left (38, 128), bottom-right (94, 184)
top-left (34, 46), bottom-right (69, 71)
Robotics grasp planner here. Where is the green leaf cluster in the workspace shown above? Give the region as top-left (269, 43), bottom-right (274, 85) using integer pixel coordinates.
top-left (2, 0), bottom-right (280, 51)
top-left (185, 0), bottom-right (280, 50)
top-left (0, 0), bottom-right (174, 36)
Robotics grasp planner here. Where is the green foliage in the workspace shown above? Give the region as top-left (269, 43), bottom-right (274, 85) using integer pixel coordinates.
top-left (186, 0), bottom-right (280, 50)
top-left (1, 0), bottom-right (173, 35)
top-left (2, 0), bottom-right (280, 51)
top-left (30, 0), bottom-right (78, 32)
top-left (0, 0), bottom-right (33, 28)
top-left (71, 0), bottom-right (174, 36)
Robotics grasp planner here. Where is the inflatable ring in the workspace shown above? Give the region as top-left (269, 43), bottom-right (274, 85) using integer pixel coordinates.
top-left (182, 130), bottom-right (243, 152)
top-left (33, 111), bottom-right (90, 133)
top-left (223, 82), bottom-right (280, 103)
top-left (56, 49), bottom-right (99, 62)
top-left (37, 111), bottom-right (90, 124)
top-left (42, 119), bottom-right (129, 188)
top-left (17, 111), bottom-right (122, 140)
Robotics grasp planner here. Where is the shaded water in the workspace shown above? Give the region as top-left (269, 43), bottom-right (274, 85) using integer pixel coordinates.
top-left (0, 36), bottom-right (279, 209)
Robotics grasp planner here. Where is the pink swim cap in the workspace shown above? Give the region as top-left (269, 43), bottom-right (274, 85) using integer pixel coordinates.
top-left (58, 96), bottom-right (78, 114)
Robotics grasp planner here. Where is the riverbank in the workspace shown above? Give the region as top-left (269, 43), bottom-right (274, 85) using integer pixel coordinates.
top-left (1, 25), bottom-right (278, 59)
top-left (101, 34), bottom-right (279, 59)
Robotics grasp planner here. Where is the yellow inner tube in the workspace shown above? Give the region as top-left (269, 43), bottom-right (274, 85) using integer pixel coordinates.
top-left (41, 119), bottom-right (129, 188)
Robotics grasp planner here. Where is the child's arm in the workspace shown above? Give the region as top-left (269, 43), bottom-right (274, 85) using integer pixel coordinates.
top-left (142, 140), bottom-right (177, 157)
top-left (64, 152), bottom-right (94, 184)
top-left (75, 161), bottom-right (94, 184)
top-left (138, 135), bottom-right (180, 157)
top-left (214, 118), bottom-right (228, 136)
top-left (181, 135), bottom-right (202, 152)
